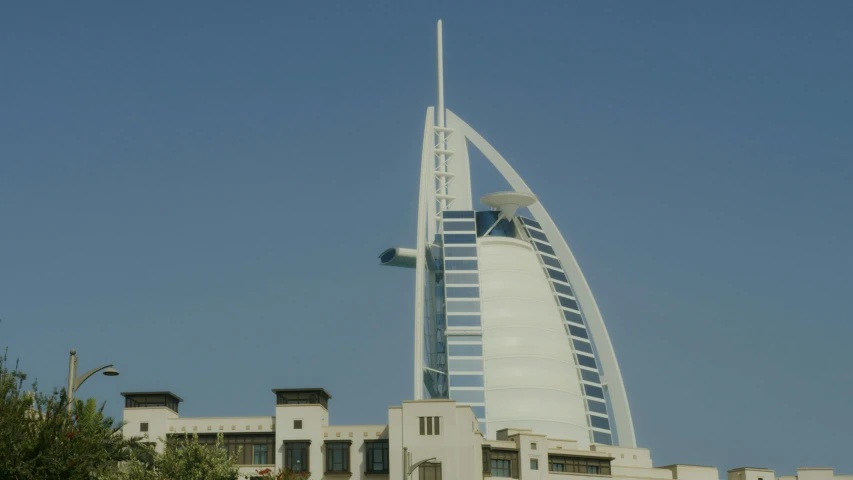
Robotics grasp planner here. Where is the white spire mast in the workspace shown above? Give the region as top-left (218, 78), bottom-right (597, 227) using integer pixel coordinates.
top-left (437, 20), bottom-right (445, 131)
top-left (436, 20), bottom-right (448, 212)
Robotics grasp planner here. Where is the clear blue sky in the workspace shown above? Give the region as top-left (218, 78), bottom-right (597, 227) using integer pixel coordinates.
top-left (2, 1), bottom-right (851, 475)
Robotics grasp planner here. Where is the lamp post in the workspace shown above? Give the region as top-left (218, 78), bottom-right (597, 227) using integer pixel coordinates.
top-left (403, 448), bottom-right (436, 480)
top-left (66, 349), bottom-right (119, 413)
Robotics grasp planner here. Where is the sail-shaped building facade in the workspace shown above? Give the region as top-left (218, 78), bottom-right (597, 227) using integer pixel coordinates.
top-left (379, 21), bottom-right (636, 450)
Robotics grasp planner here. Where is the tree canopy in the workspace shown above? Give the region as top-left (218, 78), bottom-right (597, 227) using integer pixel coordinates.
top-left (1, 348), bottom-right (243, 480)
top-left (0, 348), bottom-right (133, 479)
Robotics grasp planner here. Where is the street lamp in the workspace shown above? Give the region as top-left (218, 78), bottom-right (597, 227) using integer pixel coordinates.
top-left (66, 349), bottom-right (119, 413)
top-left (403, 448), bottom-right (436, 480)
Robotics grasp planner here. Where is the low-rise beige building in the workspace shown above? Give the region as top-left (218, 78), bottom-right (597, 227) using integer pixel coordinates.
top-left (120, 389), bottom-right (849, 480)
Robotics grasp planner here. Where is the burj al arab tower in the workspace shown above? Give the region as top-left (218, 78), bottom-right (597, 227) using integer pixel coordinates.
top-left (379, 21), bottom-right (636, 449)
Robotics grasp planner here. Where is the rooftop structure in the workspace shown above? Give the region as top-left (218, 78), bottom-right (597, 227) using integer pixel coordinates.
top-left (121, 391), bottom-right (183, 413)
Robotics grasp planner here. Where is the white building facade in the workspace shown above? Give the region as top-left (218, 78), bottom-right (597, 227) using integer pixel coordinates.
top-left (120, 389), bottom-right (850, 480)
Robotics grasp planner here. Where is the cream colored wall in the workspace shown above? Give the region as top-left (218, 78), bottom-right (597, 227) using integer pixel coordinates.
top-left (389, 406), bottom-right (404, 480)
top-left (661, 465), bottom-right (719, 480)
top-left (275, 404), bottom-right (328, 473)
top-left (592, 444), bottom-right (673, 480)
top-left (122, 407), bottom-right (178, 453)
top-left (612, 466), bottom-right (674, 480)
top-left (321, 424), bottom-right (388, 480)
top-left (592, 445), bottom-right (654, 468)
top-left (513, 431), bottom-right (548, 480)
top-left (729, 467), bottom-right (775, 480)
top-left (393, 400), bottom-right (482, 480)
top-left (478, 236), bottom-right (590, 446)
top-left (799, 469), bottom-right (837, 480)
top-left (166, 416), bottom-right (276, 438)
top-left (546, 438), bottom-right (581, 451)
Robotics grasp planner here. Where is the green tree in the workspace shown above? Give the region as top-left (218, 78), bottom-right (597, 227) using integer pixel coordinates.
top-left (0, 348), bottom-right (133, 480)
top-left (2, 348), bottom-right (242, 480)
top-left (102, 433), bottom-right (241, 480)
top-left (157, 433), bottom-right (241, 480)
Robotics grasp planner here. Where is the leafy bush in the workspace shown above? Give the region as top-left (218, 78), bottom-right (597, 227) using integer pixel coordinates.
top-left (0, 348), bottom-right (133, 480)
top-left (1, 348), bottom-right (242, 479)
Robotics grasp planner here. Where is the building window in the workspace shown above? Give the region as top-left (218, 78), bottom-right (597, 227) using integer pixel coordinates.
top-left (483, 448), bottom-right (490, 474)
top-left (419, 462), bottom-right (442, 480)
top-left (365, 440), bottom-right (389, 474)
top-left (548, 455), bottom-right (611, 476)
top-left (284, 441), bottom-right (310, 473)
top-left (174, 433), bottom-right (273, 465)
top-left (527, 228), bottom-right (549, 242)
top-left (546, 268), bottom-right (569, 283)
top-left (446, 286), bottom-right (480, 298)
top-left (587, 399), bottom-right (608, 415)
top-left (519, 217), bottom-right (542, 229)
top-left (253, 444), bottom-right (269, 465)
top-left (419, 416), bottom-right (441, 435)
top-left (541, 255), bottom-right (562, 269)
top-left (443, 234), bottom-right (477, 245)
top-left (581, 369), bottom-right (601, 384)
top-left (294, 419), bottom-right (303, 429)
top-left (531, 459), bottom-right (539, 470)
top-left (568, 324), bottom-right (588, 339)
top-left (445, 259), bottom-right (479, 271)
top-left (530, 442), bottom-right (537, 450)
top-left (590, 415), bottom-right (610, 430)
top-left (443, 221), bottom-right (476, 232)
top-left (533, 241), bottom-right (556, 255)
top-left (592, 431), bottom-right (613, 445)
top-left (444, 247), bottom-right (478, 259)
top-left (491, 459), bottom-right (511, 477)
top-left (577, 354), bottom-right (597, 369)
top-left (325, 441), bottom-right (350, 474)
top-left (140, 422), bottom-right (148, 432)
top-left (443, 210), bottom-right (475, 219)
top-left (484, 448), bottom-right (519, 478)
top-left (558, 296), bottom-right (580, 310)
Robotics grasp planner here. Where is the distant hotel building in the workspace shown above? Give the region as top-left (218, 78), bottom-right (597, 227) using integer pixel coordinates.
top-left (377, 20), bottom-right (633, 448)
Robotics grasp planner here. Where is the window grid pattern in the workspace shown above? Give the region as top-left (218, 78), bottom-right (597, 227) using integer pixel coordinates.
top-left (548, 455), bottom-right (612, 475)
top-left (441, 211), bottom-right (487, 436)
top-left (491, 459), bottom-right (512, 477)
top-left (418, 416), bottom-right (442, 436)
top-left (420, 462), bottom-right (442, 480)
top-left (519, 216), bottom-right (612, 445)
top-left (324, 441), bottom-right (351, 474)
top-left (124, 393), bottom-right (180, 412)
top-left (284, 441), bottom-right (310, 473)
top-left (423, 215), bottom-right (448, 401)
top-left (253, 444), bottom-right (269, 465)
top-left (365, 440), bottom-right (389, 474)
top-left (483, 448), bottom-right (520, 478)
top-left (177, 434), bottom-right (274, 466)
